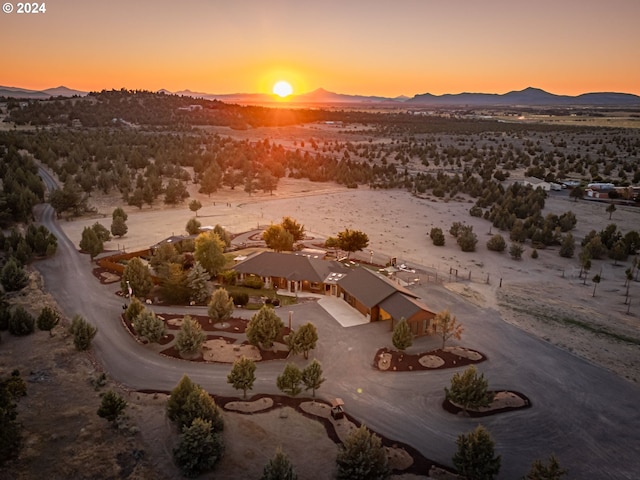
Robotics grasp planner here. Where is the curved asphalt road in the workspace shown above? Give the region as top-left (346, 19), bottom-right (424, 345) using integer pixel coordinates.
top-left (34, 168), bottom-right (640, 478)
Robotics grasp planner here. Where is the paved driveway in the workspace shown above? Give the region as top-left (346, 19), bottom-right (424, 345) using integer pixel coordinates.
top-left (32, 170), bottom-right (640, 478)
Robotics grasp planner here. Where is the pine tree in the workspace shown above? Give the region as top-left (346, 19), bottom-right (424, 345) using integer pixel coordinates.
top-left (133, 310), bottom-right (167, 343)
top-left (175, 315), bottom-right (205, 355)
top-left (37, 306), bottom-right (60, 336)
top-left (227, 356), bottom-right (256, 399)
top-left (69, 314), bottom-right (98, 351)
top-left (173, 418), bottom-right (224, 478)
top-left (186, 261), bottom-right (211, 304)
top-left (525, 454), bottom-right (568, 480)
top-left (261, 447), bottom-right (297, 480)
top-left (301, 359), bottom-right (325, 397)
top-left (336, 425), bottom-right (390, 480)
top-left (121, 257), bottom-right (154, 298)
top-left (246, 306), bottom-right (284, 349)
top-left (392, 318), bottom-right (413, 351)
top-left (445, 365), bottom-right (494, 414)
top-left (0, 257), bottom-right (29, 291)
top-left (207, 288), bottom-right (234, 323)
top-left (452, 425), bottom-right (501, 480)
top-left (167, 375), bottom-right (224, 431)
top-left (97, 390), bottom-right (127, 424)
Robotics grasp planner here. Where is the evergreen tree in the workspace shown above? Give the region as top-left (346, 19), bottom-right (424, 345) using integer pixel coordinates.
top-left (301, 359), bottom-right (325, 397)
top-left (173, 418), bottom-right (224, 478)
top-left (8, 306), bottom-right (35, 336)
top-left (457, 226), bottom-right (478, 252)
top-left (121, 257), bottom-right (154, 297)
top-left (0, 371), bottom-right (26, 466)
top-left (509, 242), bottom-right (524, 260)
top-left (559, 233), bottom-right (575, 258)
top-left (525, 454), bottom-right (568, 480)
top-left (281, 217), bottom-right (305, 242)
top-left (392, 318), bottom-right (413, 351)
top-left (133, 309), bottom-right (167, 343)
top-left (207, 288), bottom-right (234, 323)
top-left (79, 226), bottom-right (103, 260)
top-left (110, 215), bottom-right (128, 237)
top-left (186, 261), bottom-right (211, 303)
top-left (486, 234), bottom-right (506, 252)
top-left (125, 297), bottom-right (146, 322)
top-left (175, 315), bottom-right (205, 355)
top-left (0, 257), bottom-right (29, 291)
top-left (167, 375), bottom-right (224, 431)
top-left (246, 306), bottom-right (284, 349)
top-left (276, 363), bottom-right (303, 397)
top-left (445, 365), bottom-right (494, 414)
top-left (430, 227), bottom-right (445, 246)
top-left (37, 306), bottom-right (60, 336)
top-left (453, 425), bottom-right (501, 480)
top-left (227, 356), bottom-right (256, 399)
top-left (112, 207), bottom-right (128, 222)
top-left (97, 390), bottom-right (128, 424)
top-left (91, 222), bottom-right (111, 243)
top-left (69, 314), bottom-right (98, 351)
top-left (336, 425), bottom-right (390, 480)
top-left (261, 447), bottom-right (297, 480)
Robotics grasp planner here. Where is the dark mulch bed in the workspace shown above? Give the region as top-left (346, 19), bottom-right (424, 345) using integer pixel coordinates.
top-left (373, 347), bottom-right (486, 371)
top-left (139, 390), bottom-right (453, 477)
top-left (92, 266), bottom-right (121, 284)
top-left (442, 391), bottom-right (532, 417)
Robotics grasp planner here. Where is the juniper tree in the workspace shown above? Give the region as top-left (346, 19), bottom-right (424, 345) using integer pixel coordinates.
top-left (392, 318), bottom-right (413, 351)
top-left (97, 390), bottom-right (128, 424)
top-left (37, 306), bottom-right (60, 336)
top-left (453, 425), bottom-right (501, 480)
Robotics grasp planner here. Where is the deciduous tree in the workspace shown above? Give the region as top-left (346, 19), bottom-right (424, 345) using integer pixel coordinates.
top-left (301, 359), bottom-right (325, 397)
top-left (337, 229), bottom-right (369, 258)
top-left (429, 309), bottom-right (463, 350)
top-left (189, 199), bottom-right (203, 217)
top-left (276, 363), bottom-right (303, 397)
top-left (262, 224), bottom-right (294, 252)
top-left (281, 217), bottom-right (305, 242)
top-left (287, 322), bottom-right (318, 359)
top-left (186, 217), bottom-right (202, 235)
top-left (194, 231), bottom-right (226, 277)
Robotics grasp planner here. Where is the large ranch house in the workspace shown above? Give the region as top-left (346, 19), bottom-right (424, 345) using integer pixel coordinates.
top-left (233, 251), bottom-right (436, 336)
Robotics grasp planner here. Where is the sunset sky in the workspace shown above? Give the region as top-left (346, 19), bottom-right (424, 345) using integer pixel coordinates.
top-left (1, 0), bottom-right (639, 97)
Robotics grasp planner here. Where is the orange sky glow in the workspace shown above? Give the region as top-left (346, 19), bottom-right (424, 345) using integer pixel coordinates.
top-left (1, 0), bottom-right (639, 97)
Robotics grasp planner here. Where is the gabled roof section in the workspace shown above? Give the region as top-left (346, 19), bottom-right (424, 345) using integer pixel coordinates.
top-left (379, 292), bottom-right (435, 321)
top-left (233, 251), bottom-right (348, 282)
top-left (336, 267), bottom-right (417, 308)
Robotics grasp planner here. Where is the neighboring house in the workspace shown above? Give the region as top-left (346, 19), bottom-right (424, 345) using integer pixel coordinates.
top-left (523, 177), bottom-right (551, 191)
top-left (233, 251), bottom-right (436, 335)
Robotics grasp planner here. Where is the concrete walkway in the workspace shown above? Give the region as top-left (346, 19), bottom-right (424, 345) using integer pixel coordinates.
top-left (317, 296), bottom-right (370, 327)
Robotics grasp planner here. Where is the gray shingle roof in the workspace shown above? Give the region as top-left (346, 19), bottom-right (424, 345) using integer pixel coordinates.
top-left (336, 267), bottom-right (417, 308)
top-left (233, 251), bottom-right (348, 282)
top-left (379, 292), bottom-right (434, 320)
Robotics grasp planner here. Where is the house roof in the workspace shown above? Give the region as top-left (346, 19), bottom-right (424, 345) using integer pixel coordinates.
top-left (233, 251), bottom-right (348, 282)
top-left (336, 267), bottom-right (417, 308)
top-left (379, 293), bottom-right (435, 321)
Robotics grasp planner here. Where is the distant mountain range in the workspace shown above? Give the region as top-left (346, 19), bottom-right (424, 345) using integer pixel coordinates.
top-left (2, 84), bottom-right (639, 107)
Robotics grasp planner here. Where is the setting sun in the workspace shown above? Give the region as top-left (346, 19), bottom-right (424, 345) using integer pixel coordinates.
top-left (273, 80), bottom-right (293, 98)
